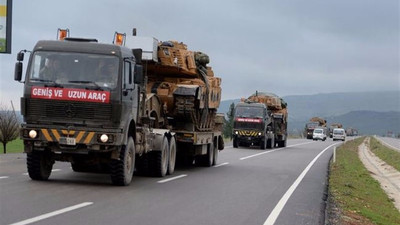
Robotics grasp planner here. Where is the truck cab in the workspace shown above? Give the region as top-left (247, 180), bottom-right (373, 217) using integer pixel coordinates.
top-left (15, 37), bottom-right (145, 185)
top-left (232, 102), bottom-right (274, 149)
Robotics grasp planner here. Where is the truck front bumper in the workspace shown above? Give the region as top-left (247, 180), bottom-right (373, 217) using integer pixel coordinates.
top-left (20, 124), bottom-right (124, 153)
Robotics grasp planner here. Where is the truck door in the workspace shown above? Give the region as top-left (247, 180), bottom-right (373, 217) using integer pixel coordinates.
top-left (122, 60), bottom-right (138, 120)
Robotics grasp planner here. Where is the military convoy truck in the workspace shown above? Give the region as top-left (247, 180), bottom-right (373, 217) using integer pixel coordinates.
top-left (232, 92), bottom-right (288, 149)
top-left (304, 117), bottom-right (327, 139)
top-left (14, 29), bottom-right (224, 186)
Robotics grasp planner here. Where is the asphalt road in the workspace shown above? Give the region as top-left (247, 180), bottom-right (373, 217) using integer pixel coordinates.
top-left (0, 139), bottom-right (343, 225)
top-left (375, 136), bottom-right (400, 152)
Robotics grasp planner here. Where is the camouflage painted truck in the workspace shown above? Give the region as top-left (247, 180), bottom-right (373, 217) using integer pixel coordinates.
top-left (304, 117), bottom-right (327, 139)
top-left (232, 92), bottom-right (288, 149)
top-left (14, 29), bottom-right (224, 186)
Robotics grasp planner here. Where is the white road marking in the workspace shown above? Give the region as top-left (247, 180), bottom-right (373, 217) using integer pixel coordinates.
top-left (157, 174), bottom-right (187, 183)
top-left (213, 162), bottom-right (229, 167)
top-left (22, 173), bottom-right (28, 176)
top-left (240, 142), bottom-right (314, 160)
top-left (8, 202), bottom-right (93, 225)
top-left (263, 143), bottom-right (338, 225)
top-left (240, 149), bottom-right (280, 160)
top-left (0, 176), bottom-right (9, 179)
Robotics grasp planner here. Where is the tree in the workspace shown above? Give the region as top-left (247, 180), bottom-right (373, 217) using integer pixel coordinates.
top-left (0, 103), bottom-right (20, 154)
top-left (223, 102), bottom-right (235, 139)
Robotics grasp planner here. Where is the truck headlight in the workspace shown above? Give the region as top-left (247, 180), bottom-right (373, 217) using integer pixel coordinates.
top-left (100, 134), bottom-right (109, 143)
top-left (258, 132), bottom-right (262, 136)
top-left (29, 130), bottom-right (38, 139)
top-left (235, 131), bottom-right (239, 135)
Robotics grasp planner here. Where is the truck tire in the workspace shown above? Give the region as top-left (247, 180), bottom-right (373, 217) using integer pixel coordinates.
top-left (27, 151), bottom-right (54, 181)
top-left (260, 137), bottom-right (266, 150)
top-left (233, 137), bottom-right (239, 148)
top-left (150, 136), bottom-right (168, 177)
top-left (267, 137), bottom-right (275, 149)
top-left (278, 139), bottom-right (287, 148)
top-left (212, 137), bottom-right (218, 166)
top-left (218, 136), bottom-right (224, 150)
top-left (110, 137), bottom-right (135, 186)
top-left (196, 143), bottom-right (214, 167)
top-left (167, 136), bottom-right (177, 175)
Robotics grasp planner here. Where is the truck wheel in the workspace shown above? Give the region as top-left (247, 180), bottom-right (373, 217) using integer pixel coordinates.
top-left (283, 139), bottom-right (287, 147)
top-left (267, 137), bottom-right (275, 149)
top-left (233, 137), bottom-right (238, 148)
top-left (150, 136), bottom-right (168, 177)
top-left (167, 136), bottom-right (177, 175)
top-left (27, 151), bottom-right (54, 181)
top-left (196, 143), bottom-right (214, 167)
top-left (218, 136), bottom-right (224, 150)
top-left (111, 137), bottom-right (135, 186)
top-left (212, 138), bottom-right (219, 166)
top-left (260, 137), bottom-right (266, 150)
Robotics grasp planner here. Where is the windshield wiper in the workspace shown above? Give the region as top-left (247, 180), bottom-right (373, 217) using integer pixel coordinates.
top-left (30, 78), bottom-right (63, 88)
top-left (69, 80), bottom-right (104, 91)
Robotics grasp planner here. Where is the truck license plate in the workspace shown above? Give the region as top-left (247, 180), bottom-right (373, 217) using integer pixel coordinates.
top-left (59, 137), bottom-right (76, 146)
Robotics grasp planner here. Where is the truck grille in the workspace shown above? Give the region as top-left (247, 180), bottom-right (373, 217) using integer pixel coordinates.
top-left (234, 122), bottom-right (263, 130)
top-left (27, 99), bottom-right (112, 120)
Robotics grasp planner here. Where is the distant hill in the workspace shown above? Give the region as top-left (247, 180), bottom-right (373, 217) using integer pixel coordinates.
top-left (220, 91), bottom-right (400, 136)
top-left (283, 91), bottom-right (400, 121)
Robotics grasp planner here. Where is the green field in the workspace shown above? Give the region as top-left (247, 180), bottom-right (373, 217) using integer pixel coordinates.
top-left (329, 137), bottom-right (400, 225)
top-left (0, 138), bottom-right (24, 154)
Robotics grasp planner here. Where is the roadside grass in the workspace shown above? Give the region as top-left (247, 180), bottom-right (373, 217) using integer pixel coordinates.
top-left (329, 137), bottom-right (400, 225)
top-left (370, 137), bottom-right (400, 172)
top-left (0, 138), bottom-right (24, 154)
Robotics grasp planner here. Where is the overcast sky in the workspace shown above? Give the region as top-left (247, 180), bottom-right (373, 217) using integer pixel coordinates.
top-left (0, 0), bottom-right (399, 110)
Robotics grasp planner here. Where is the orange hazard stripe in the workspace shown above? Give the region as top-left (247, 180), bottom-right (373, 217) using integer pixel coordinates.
top-left (61, 130), bottom-right (76, 136)
top-left (41, 129), bottom-right (52, 141)
top-left (76, 131), bottom-right (85, 143)
top-left (51, 129), bottom-right (60, 141)
top-left (84, 132), bottom-right (95, 144)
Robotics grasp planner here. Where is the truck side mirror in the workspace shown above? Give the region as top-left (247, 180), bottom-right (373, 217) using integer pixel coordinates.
top-left (17, 52), bottom-right (24, 61)
top-left (14, 62), bottom-right (23, 81)
top-left (134, 64), bottom-right (143, 84)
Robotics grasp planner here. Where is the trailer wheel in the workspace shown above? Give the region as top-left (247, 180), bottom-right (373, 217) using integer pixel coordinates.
top-left (196, 143), bottom-right (214, 167)
top-left (167, 136), bottom-right (177, 175)
top-left (278, 139), bottom-right (287, 148)
top-left (150, 136), bottom-right (168, 177)
top-left (267, 136), bottom-right (275, 149)
top-left (27, 151), bottom-right (54, 181)
top-left (111, 137), bottom-right (135, 186)
top-left (233, 137), bottom-right (239, 148)
top-left (260, 137), bottom-right (266, 150)
top-left (212, 138), bottom-right (218, 166)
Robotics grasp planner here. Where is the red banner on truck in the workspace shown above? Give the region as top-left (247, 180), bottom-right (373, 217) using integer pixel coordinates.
top-left (235, 118), bottom-right (262, 123)
top-left (31, 86), bottom-right (110, 103)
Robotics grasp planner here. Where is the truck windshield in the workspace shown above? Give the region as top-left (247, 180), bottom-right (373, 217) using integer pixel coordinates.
top-left (333, 130), bottom-right (344, 135)
top-left (306, 122), bottom-right (319, 129)
top-left (235, 106), bottom-right (264, 118)
top-left (28, 51), bottom-right (119, 89)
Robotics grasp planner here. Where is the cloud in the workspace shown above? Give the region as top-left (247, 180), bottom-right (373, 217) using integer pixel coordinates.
top-left (0, 0), bottom-right (398, 109)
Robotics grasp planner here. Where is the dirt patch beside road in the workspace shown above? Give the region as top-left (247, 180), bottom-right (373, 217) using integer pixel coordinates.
top-left (358, 137), bottom-right (400, 212)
